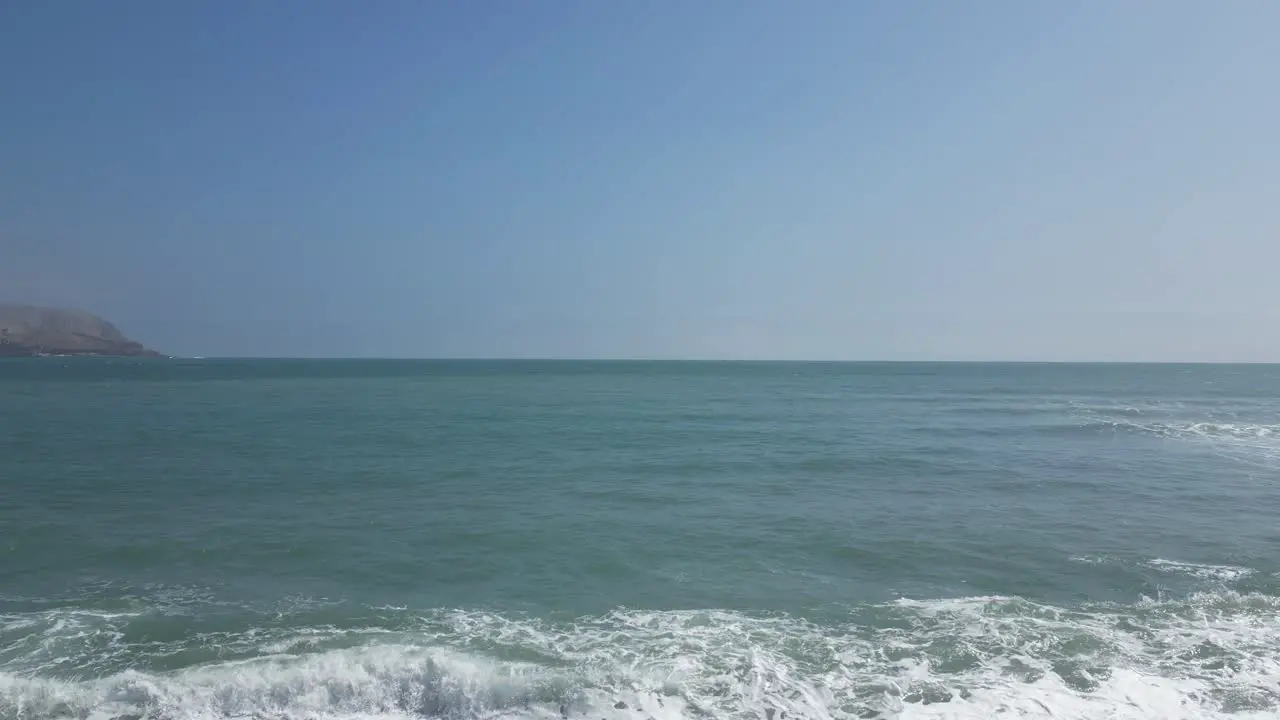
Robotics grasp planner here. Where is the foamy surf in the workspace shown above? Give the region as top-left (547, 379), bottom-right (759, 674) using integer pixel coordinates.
top-left (3, 647), bottom-right (684, 720)
top-left (1145, 560), bottom-right (1256, 584)
top-left (1068, 557), bottom-right (1257, 584)
top-left (1069, 404), bottom-right (1280, 467)
top-left (4, 591), bottom-right (1280, 720)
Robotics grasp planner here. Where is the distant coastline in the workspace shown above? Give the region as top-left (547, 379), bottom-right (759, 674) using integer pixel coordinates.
top-left (0, 348), bottom-right (165, 358)
top-left (0, 304), bottom-right (161, 357)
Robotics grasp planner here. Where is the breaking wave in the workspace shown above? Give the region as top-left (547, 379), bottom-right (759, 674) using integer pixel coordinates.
top-left (1068, 557), bottom-right (1258, 585)
top-left (1066, 402), bottom-right (1280, 468)
top-left (4, 590), bottom-right (1280, 719)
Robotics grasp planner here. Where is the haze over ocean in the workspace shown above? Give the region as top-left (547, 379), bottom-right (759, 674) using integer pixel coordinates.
top-left (2, 2), bottom-right (1277, 361)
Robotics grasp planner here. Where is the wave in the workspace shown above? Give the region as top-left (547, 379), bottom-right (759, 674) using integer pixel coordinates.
top-left (4, 591), bottom-right (1280, 719)
top-left (1068, 557), bottom-right (1257, 584)
top-left (913, 401), bottom-right (1280, 466)
top-left (1108, 420), bottom-right (1280, 444)
top-left (0, 646), bottom-right (629, 720)
top-left (1063, 403), bottom-right (1280, 467)
top-left (1144, 560), bottom-right (1256, 584)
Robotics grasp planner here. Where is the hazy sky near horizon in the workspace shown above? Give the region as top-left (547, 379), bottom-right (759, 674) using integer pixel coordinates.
top-left (2, 1), bottom-right (1277, 360)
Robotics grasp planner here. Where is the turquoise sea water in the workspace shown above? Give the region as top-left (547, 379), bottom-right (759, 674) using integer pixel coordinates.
top-left (2, 359), bottom-right (1279, 719)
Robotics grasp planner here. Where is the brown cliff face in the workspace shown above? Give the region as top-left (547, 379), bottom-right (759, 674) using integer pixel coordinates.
top-left (0, 305), bottom-right (161, 357)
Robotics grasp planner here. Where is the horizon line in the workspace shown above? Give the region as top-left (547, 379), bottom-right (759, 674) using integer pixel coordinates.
top-left (150, 357), bottom-right (1280, 366)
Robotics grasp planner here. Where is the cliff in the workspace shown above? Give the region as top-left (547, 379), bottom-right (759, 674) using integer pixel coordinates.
top-left (0, 304), bottom-right (161, 357)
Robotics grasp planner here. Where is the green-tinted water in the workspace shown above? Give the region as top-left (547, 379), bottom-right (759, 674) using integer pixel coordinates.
top-left (3, 360), bottom-right (1279, 718)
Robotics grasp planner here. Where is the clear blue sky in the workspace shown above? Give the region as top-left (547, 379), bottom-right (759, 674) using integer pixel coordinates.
top-left (2, 1), bottom-right (1277, 360)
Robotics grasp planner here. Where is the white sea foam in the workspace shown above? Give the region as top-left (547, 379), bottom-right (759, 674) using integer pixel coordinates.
top-left (1072, 402), bottom-right (1280, 468)
top-left (4, 591), bottom-right (1280, 719)
top-left (0, 645), bottom-right (687, 720)
top-left (1066, 557), bottom-right (1256, 584)
top-left (1145, 560), bottom-right (1256, 584)
top-left (1066, 554), bottom-right (1117, 566)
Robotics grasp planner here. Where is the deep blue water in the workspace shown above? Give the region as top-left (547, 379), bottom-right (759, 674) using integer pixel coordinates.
top-left (2, 360), bottom-right (1279, 719)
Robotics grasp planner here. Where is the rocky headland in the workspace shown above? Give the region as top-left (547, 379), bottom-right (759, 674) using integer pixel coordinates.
top-left (0, 304), bottom-right (161, 357)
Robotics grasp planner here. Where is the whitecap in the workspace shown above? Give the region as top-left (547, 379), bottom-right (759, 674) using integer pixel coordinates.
top-left (1145, 559), bottom-right (1256, 583)
top-left (3, 593), bottom-right (1280, 719)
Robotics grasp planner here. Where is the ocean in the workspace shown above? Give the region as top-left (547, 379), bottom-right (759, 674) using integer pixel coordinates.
top-left (2, 359), bottom-right (1279, 720)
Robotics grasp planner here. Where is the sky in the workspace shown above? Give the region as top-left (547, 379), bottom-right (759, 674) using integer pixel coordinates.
top-left (1, 1), bottom-right (1277, 361)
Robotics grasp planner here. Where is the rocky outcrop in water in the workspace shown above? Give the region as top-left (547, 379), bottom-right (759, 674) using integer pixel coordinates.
top-left (0, 304), bottom-right (161, 357)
